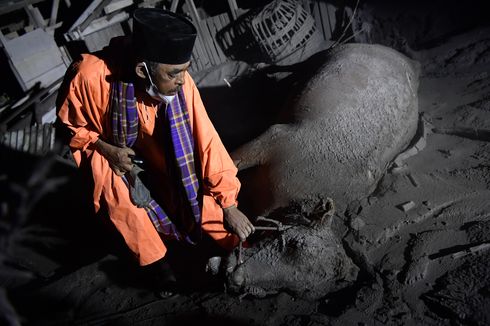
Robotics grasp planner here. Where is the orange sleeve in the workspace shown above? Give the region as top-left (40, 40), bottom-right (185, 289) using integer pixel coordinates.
top-left (57, 57), bottom-right (110, 163)
top-left (185, 73), bottom-right (241, 209)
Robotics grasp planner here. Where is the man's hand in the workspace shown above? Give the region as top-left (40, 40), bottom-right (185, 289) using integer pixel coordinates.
top-left (95, 139), bottom-right (135, 176)
top-left (223, 205), bottom-right (255, 241)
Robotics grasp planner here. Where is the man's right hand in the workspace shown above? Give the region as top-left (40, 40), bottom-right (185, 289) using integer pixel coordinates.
top-left (95, 139), bottom-right (135, 176)
top-left (223, 205), bottom-right (255, 241)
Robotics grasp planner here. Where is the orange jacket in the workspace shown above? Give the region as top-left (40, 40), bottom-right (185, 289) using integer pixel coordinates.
top-left (57, 50), bottom-right (240, 265)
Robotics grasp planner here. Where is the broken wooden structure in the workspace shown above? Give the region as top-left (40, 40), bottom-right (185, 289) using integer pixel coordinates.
top-left (0, 0), bottom-right (354, 155)
top-left (63, 0), bottom-right (133, 52)
top-left (0, 0), bottom-right (69, 92)
top-left (0, 0), bottom-right (71, 153)
top-left (1, 123), bottom-right (55, 155)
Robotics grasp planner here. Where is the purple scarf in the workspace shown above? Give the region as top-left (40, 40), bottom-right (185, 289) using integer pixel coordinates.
top-left (110, 81), bottom-right (201, 243)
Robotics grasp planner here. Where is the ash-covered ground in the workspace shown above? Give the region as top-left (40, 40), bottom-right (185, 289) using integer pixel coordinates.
top-left (2, 1), bottom-right (490, 325)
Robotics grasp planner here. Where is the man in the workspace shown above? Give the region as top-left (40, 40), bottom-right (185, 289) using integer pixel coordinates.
top-left (57, 8), bottom-right (254, 295)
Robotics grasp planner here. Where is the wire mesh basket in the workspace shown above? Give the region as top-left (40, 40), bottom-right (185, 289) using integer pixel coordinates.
top-left (250, 0), bottom-right (316, 62)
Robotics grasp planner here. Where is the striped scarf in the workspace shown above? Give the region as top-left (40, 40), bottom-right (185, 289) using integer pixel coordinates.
top-left (110, 81), bottom-right (201, 243)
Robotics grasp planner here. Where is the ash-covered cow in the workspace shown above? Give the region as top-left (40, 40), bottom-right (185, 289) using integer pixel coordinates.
top-left (233, 43), bottom-right (420, 214)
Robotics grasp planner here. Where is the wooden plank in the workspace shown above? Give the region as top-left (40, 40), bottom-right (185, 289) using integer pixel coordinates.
top-left (301, 0), bottom-right (311, 15)
top-left (218, 12), bottom-right (230, 30)
top-left (192, 33), bottom-right (208, 69)
top-left (69, 0), bottom-right (105, 31)
top-left (22, 127), bottom-right (30, 152)
top-left (214, 14), bottom-right (227, 57)
top-left (49, 0), bottom-right (60, 26)
top-left (198, 34), bottom-right (211, 67)
top-left (43, 123), bottom-right (51, 153)
top-left (85, 23), bottom-right (125, 51)
top-left (227, 0), bottom-right (238, 20)
top-left (318, 1), bottom-right (327, 41)
top-left (191, 36), bottom-right (203, 71)
top-left (199, 19), bottom-right (219, 65)
top-left (211, 16), bottom-right (226, 63)
top-left (68, 0), bottom-right (112, 32)
top-left (29, 125), bottom-right (37, 154)
top-left (207, 17), bottom-right (226, 63)
top-left (104, 0), bottom-right (133, 14)
top-left (49, 123), bottom-right (55, 150)
top-left (45, 21), bottom-right (63, 35)
top-left (82, 11), bottom-right (128, 36)
top-left (217, 12), bottom-right (232, 50)
top-left (36, 124), bottom-right (44, 153)
top-left (3, 28), bottom-right (66, 91)
top-left (184, 0), bottom-right (216, 65)
top-left (0, 29), bottom-right (6, 47)
top-left (16, 129), bottom-right (24, 151)
top-left (0, 0), bottom-right (44, 15)
top-left (191, 36), bottom-right (202, 67)
top-left (192, 33), bottom-right (204, 66)
top-left (324, 2), bottom-right (336, 38)
top-left (206, 16), bottom-right (223, 63)
top-left (79, 0), bottom-right (112, 31)
top-left (311, 1), bottom-right (325, 42)
top-left (207, 19), bottom-right (226, 64)
top-left (189, 51), bottom-right (198, 72)
top-left (9, 130), bottom-right (16, 149)
top-left (213, 14), bottom-right (223, 33)
top-left (216, 14), bottom-right (227, 48)
top-left (191, 52), bottom-right (202, 72)
top-left (195, 34), bottom-right (211, 69)
top-left (318, 1), bottom-right (332, 41)
top-left (170, 0), bottom-right (179, 12)
top-left (4, 31), bottom-right (19, 40)
top-left (185, 0), bottom-right (201, 23)
top-left (25, 4), bottom-right (46, 28)
top-left (188, 53), bottom-right (197, 73)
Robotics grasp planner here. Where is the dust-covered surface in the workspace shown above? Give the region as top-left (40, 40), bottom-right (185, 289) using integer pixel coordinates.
top-left (2, 1), bottom-right (490, 325)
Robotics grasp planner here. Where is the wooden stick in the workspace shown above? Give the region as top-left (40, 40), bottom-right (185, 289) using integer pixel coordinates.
top-left (227, 0), bottom-right (238, 20)
top-left (254, 226), bottom-right (281, 231)
top-left (238, 241), bottom-right (243, 264)
top-left (170, 0), bottom-right (179, 12)
top-left (50, 0), bottom-right (60, 26)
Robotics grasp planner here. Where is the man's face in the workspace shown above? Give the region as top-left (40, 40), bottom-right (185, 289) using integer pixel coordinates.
top-left (150, 61), bottom-right (191, 96)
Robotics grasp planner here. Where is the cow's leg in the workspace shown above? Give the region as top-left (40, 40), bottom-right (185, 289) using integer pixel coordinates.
top-left (231, 124), bottom-right (290, 170)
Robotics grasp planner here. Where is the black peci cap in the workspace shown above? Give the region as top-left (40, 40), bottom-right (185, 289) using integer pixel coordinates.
top-left (133, 8), bottom-right (197, 64)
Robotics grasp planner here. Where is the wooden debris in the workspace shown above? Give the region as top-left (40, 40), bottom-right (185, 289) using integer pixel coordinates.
top-left (170, 0), bottom-right (179, 12)
top-left (1, 124), bottom-right (55, 155)
top-left (49, 0), bottom-right (60, 26)
top-left (104, 0), bottom-right (133, 14)
top-left (432, 126), bottom-right (490, 142)
top-left (451, 242), bottom-right (490, 259)
top-left (67, 0), bottom-right (112, 35)
top-left (227, 0), bottom-right (239, 20)
top-left (398, 201), bottom-right (416, 212)
top-left (407, 173), bottom-right (419, 187)
top-left (2, 28), bottom-right (67, 91)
